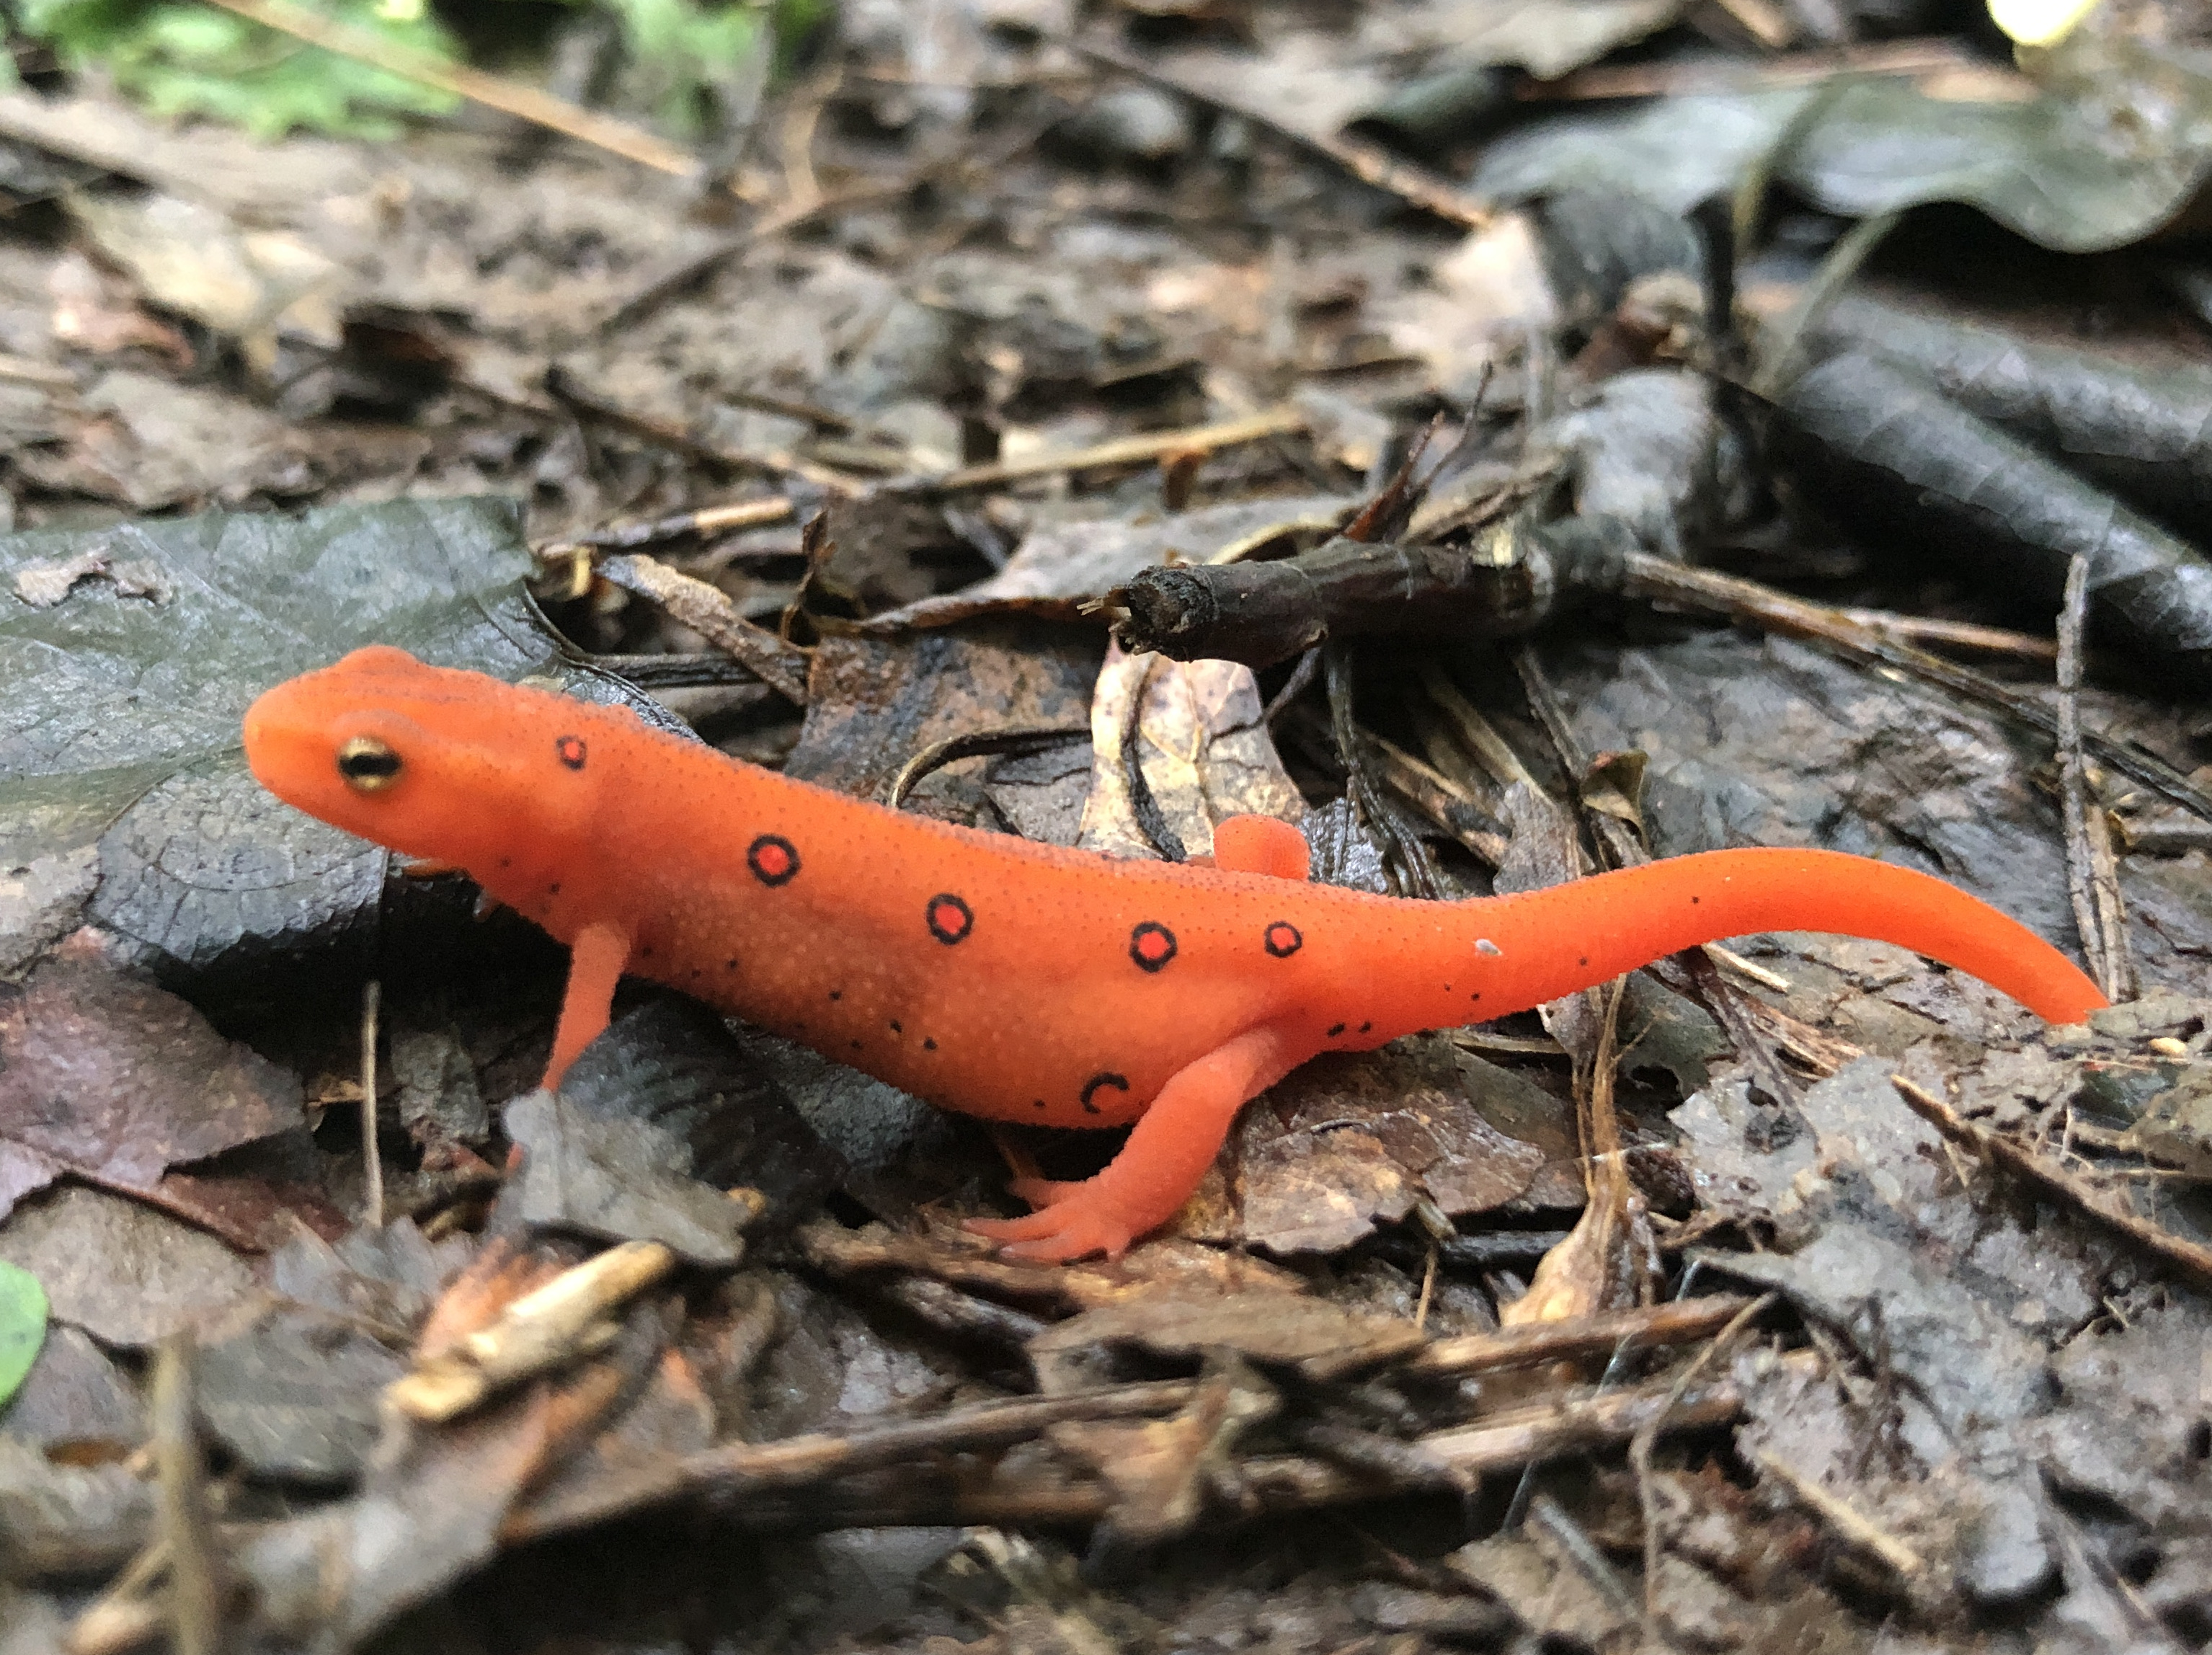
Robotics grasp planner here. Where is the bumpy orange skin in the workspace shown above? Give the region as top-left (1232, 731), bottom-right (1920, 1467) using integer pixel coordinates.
top-left (244, 648), bottom-right (2108, 1260)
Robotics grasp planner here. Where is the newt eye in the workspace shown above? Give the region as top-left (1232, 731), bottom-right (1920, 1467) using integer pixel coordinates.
top-left (336, 736), bottom-right (402, 791)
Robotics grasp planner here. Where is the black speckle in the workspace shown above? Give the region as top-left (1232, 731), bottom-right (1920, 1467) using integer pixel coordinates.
top-left (1129, 921), bottom-right (1178, 972)
top-left (1470, 992), bottom-right (1481, 1002)
top-left (498, 856), bottom-right (512, 869)
top-left (928, 893), bottom-right (975, 946)
top-left (1692, 895), bottom-right (1701, 905)
top-left (829, 989), bottom-right (843, 1001)
top-left (1578, 956), bottom-right (1589, 967)
top-left (923, 1037), bottom-right (937, 1051)
top-left (639, 945), bottom-right (653, 959)
top-left (889, 1020), bottom-right (902, 1034)
top-left (1032, 1099), bottom-right (1048, 1111)
top-left (689, 967), bottom-right (701, 979)
top-left (747, 833), bottom-right (800, 887)
top-left (725, 957), bottom-right (738, 970)
top-left (548, 883), bottom-right (561, 896)
top-left (850, 1039), bottom-right (863, 1052)
top-left (1328, 1022), bottom-right (1346, 1037)
top-left (1080, 1073), bottom-right (1131, 1112)
top-left (1359, 1021), bottom-right (1372, 1033)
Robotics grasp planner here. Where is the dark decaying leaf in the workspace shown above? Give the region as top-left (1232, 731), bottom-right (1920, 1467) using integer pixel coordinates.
top-left (498, 975), bottom-right (842, 1269)
top-left (234, 1392), bottom-right (554, 1649)
top-left (0, 1432), bottom-right (154, 1577)
top-left (195, 1300), bottom-right (408, 1485)
top-left (504, 1090), bottom-right (750, 1268)
top-left (268, 1215), bottom-right (468, 1333)
top-left (1805, 292), bottom-right (2212, 526)
top-left (1775, 350), bottom-right (2212, 681)
top-left (1175, 1036), bottom-right (1547, 1256)
top-left (788, 624), bottom-right (1102, 812)
top-left (0, 1323), bottom-right (143, 1453)
top-left (0, 941), bottom-right (303, 1222)
top-left (0, 497), bottom-right (670, 994)
top-left (0, 1184), bottom-right (257, 1349)
top-left (1474, 75), bottom-right (2212, 254)
top-left (554, 995), bottom-right (845, 1221)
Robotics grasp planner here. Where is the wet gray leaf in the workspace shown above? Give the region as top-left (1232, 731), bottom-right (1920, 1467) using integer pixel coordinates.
top-left (0, 496), bottom-right (661, 991)
top-left (1474, 78), bottom-right (2212, 254)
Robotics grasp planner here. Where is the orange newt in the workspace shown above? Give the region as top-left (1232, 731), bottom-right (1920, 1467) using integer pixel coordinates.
top-left (244, 647), bottom-right (2109, 1261)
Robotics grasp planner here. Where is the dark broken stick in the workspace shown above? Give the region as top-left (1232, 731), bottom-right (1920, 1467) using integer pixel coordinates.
top-left (1774, 349), bottom-right (2212, 683)
top-left (1108, 521), bottom-right (1628, 669)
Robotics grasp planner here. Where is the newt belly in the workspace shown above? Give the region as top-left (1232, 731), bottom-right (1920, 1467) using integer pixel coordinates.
top-left (244, 647), bottom-right (2108, 1262)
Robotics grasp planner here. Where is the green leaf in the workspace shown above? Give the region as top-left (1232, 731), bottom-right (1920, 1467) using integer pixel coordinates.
top-left (0, 1262), bottom-right (47, 1411)
top-left (15, 0), bottom-right (460, 140)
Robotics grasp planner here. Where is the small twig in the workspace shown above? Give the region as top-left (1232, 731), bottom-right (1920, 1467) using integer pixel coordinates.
top-left (2057, 554), bottom-right (2135, 1002)
top-left (1409, 1296), bottom-right (1755, 1379)
top-left (1630, 1294), bottom-right (1774, 1623)
top-left (1752, 1447), bottom-right (1926, 1578)
top-left (1072, 38), bottom-right (1493, 230)
top-left (198, 0), bottom-right (701, 177)
top-left (151, 1336), bottom-right (219, 1655)
top-left (1890, 1075), bottom-right (2212, 1288)
top-left (914, 406), bottom-right (1308, 494)
top-left (597, 553), bottom-right (811, 704)
top-left (1526, 37), bottom-right (1995, 101)
top-left (887, 724), bottom-right (1089, 810)
top-left (388, 1241), bottom-right (681, 1423)
top-left (546, 365), bottom-right (864, 494)
top-left (538, 497), bottom-right (795, 562)
top-left (360, 980), bottom-right (383, 1232)
top-left (1528, 1494), bottom-right (1659, 1645)
top-left (1705, 943), bottom-right (1790, 993)
top-left (1836, 607), bottom-right (2058, 662)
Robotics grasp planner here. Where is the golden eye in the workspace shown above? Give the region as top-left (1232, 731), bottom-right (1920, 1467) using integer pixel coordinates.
top-left (336, 736), bottom-right (402, 791)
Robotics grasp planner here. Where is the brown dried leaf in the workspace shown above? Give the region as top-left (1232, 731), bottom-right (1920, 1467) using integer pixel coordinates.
top-left (0, 942), bottom-right (304, 1223)
top-left (1177, 1037), bottom-right (1545, 1254)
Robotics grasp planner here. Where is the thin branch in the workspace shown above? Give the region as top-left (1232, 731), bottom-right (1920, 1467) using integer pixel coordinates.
top-left (199, 0), bottom-right (701, 177)
top-left (1071, 38), bottom-right (1493, 230)
top-left (359, 979), bottom-right (383, 1232)
top-left (2057, 554), bottom-right (2134, 1001)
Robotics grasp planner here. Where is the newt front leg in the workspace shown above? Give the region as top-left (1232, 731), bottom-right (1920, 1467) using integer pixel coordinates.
top-left (543, 919), bottom-right (632, 1089)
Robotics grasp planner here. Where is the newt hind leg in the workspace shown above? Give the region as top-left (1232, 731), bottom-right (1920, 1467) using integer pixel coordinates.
top-left (966, 1024), bottom-right (1300, 1262)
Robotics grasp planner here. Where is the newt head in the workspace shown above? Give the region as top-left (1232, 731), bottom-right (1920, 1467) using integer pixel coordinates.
top-left (244, 645), bottom-right (598, 869)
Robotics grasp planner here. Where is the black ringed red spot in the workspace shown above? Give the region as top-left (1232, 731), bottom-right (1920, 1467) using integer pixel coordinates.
top-left (747, 834), bottom-right (800, 887)
top-left (927, 893), bottom-right (974, 945)
top-left (1263, 921), bottom-right (1302, 959)
top-left (1129, 922), bottom-right (1178, 972)
top-left (1080, 1072), bottom-right (1130, 1114)
top-left (555, 735), bottom-right (587, 771)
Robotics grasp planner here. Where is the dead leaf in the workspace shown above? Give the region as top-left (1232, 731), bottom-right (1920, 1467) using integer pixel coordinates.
top-left (0, 943), bottom-right (304, 1224)
top-left (1177, 1037), bottom-right (1545, 1254)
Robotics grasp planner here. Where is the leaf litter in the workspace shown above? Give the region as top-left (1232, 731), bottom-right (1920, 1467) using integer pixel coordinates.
top-left (2, 3), bottom-right (2212, 1651)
